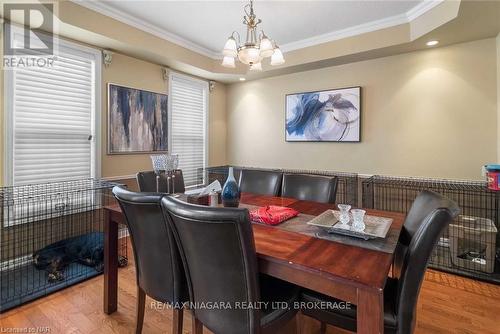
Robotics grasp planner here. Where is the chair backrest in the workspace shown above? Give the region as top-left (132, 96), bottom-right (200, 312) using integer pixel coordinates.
top-left (239, 169), bottom-right (283, 196)
top-left (281, 173), bottom-right (338, 203)
top-left (395, 190), bottom-right (459, 334)
top-left (112, 187), bottom-right (186, 304)
top-left (136, 170), bottom-right (185, 193)
top-left (393, 189), bottom-right (456, 277)
top-left (161, 196), bottom-right (261, 334)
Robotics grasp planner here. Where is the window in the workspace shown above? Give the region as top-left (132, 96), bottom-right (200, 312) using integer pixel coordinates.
top-left (4, 26), bottom-right (101, 186)
top-left (169, 72), bottom-right (208, 187)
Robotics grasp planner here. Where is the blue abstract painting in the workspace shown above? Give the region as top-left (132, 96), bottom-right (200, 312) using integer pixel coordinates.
top-left (286, 87), bottom-right (360, 142)
top-left (108, 84), bottom-right (168, 153)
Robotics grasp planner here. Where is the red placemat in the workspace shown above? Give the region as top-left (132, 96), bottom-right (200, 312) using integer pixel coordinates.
top-left (250, 205), bottom-right (299, 226)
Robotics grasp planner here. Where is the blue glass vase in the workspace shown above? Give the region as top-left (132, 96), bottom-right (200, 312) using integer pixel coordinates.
top-left (222, 167), bottom-right (240, 207)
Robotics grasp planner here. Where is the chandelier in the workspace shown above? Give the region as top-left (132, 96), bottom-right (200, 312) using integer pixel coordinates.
top-left (221, 0), bottom-right (284, 70)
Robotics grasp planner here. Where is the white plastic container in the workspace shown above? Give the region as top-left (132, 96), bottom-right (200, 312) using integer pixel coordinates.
top-left (449, 215), bottom-right (497, 273)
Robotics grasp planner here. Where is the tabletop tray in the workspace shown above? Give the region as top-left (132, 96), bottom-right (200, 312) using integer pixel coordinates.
top-left (307, 210), bottom-right (393, 240)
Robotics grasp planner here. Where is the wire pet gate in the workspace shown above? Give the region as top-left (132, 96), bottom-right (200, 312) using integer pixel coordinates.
top-left (0, 179), bottom-right (128, 312)
top-left (362, 175), bottom-right (500, 283)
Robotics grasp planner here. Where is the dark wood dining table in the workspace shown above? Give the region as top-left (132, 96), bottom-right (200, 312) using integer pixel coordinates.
top-left (103, 192), bottom-right (405, 334)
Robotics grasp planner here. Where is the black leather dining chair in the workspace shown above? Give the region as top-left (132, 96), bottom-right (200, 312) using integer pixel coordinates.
top-left (392, 189), bottom-right (455, 279)
top-left (239, 169), bottom-right (283, 196)
top-left (136, 170), bottom-right (185, 193)
top-left (112, 187), bottom-right (187, 334)
top-left (300, 190), bottom-right (459, 334)
top-left (161, 196), bottom-right (300, 334)
top-left (281, 173), bottom-right (338, 203)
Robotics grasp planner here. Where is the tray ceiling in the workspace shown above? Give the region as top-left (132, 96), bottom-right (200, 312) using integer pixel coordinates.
top-left (75, 0), bottom-right (441, 58)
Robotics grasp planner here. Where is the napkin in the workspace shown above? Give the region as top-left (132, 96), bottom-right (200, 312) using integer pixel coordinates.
top-left (250, 206), bottom-right (299, 226)
top-left (184, 180), bottom-right (222, 196)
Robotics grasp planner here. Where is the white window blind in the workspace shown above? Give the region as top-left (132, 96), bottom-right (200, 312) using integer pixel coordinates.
top-left (170, 73), bottom-right (208, 187)
top-left (5, 28), bottom-right (101, 186)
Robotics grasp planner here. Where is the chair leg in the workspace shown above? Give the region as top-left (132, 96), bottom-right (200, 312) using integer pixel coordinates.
top-left (295, 311), bottom-right (302, 334)
top-left (319, 321), bottom-right (327, 334)
top-left (135, 287), bottom-right (146, 334)
top-left (172, 308), bottom-right (183, 334)
top-left (191, 312), bottom-right (203, 334)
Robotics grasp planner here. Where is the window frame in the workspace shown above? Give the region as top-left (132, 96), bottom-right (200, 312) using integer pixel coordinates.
top-left (168, 71), bottom-right (209, 188)
top-left (3, 24), bottom-right (102, 186)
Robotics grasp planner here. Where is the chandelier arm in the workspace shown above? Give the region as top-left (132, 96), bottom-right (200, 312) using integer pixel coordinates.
top-left (231, 31), bottom-right (242, 46)
top-left (244, 0), bottom-right (253, 18)
top-left (243, 1), bottom-right (253, 23)
top-left (260, 30), bottom-right (270, 41)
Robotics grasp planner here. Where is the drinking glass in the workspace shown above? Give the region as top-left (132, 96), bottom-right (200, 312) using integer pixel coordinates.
top-left (351, 209), bottom-right (366, 231)
top-left (150, 155), bottom-right (166, 192)
top-left (172, 154), bottom-right (179, 171)
top-left (337, 204), bottom-right (351, 225)
top-left (165, 154), bottom-right (174, 172)
top-left (150, 155), bottom-right (165, 175)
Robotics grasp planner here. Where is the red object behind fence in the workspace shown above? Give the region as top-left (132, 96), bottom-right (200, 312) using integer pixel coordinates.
top-left (487, 171), bottom-right (500, 191)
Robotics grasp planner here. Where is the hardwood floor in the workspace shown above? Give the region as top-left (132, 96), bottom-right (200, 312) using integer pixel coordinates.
top-left (1, 247), bottom-right (499, 334)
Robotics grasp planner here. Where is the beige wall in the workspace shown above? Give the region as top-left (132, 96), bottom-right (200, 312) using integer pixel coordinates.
top-left (497, 33), bottom-right (500, 162)
top-left (226, 38), bottom-right (498, 180)
top-left (102, 56), bottom-right (227, 178)
top-left (0, 42), bottom-right (227, 184)
top-left (1, 30), bottom-right (497, 183)
top-left (85, 54), bottom-right (226, 178)
top-left (101, 53), bottom-right (167, 178)
top-left (209, 82), bottom-right (227, 166)
top-left (102, 54), bottom-right (228, 178)
top-left (0, 30), bottom-right (3, 186)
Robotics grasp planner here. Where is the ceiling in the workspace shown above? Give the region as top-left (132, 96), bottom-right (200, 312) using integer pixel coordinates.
top-left (57, 0), bottom-right (499, 83)
top-left (77, 0), bottom-right (438, 58)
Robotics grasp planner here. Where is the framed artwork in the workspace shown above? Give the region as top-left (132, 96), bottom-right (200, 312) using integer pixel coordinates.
top-left (285, 86), bottom-right (361, 142)
top-left (108, 83), bottom-right (168, 154)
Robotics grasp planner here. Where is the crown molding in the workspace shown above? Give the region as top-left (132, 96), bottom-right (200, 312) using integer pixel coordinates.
top-left (280, 0), bottom-right (443, 53)
top-left (280, 12), bottom-right (409, 53)
top-left (406, 0), bottom-right (443, 21)
top-left (71, 0), bottom-right (221, 59)
top-left (71, 0), bottom-right (443, 59)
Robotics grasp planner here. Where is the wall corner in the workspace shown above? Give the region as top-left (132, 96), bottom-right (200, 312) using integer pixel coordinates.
top-left (497, 33), bottom-right (500, 163)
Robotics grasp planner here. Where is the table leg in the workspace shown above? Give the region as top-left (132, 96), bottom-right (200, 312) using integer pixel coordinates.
top-left (357, 288), bottom-right (384, 334)
top-left (104, 211), bottom-right (118, 314)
